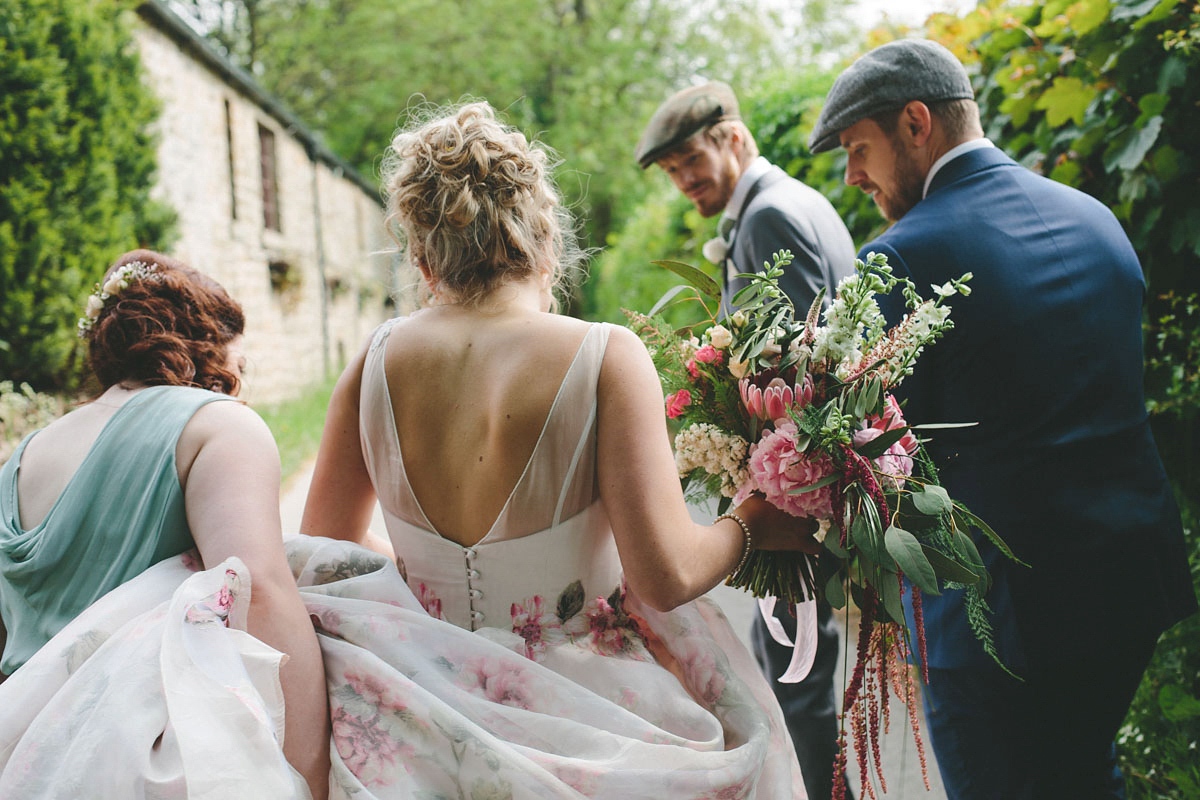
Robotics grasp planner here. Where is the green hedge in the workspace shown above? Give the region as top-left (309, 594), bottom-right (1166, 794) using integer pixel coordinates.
top-left (0, 0), bottom-right (175, 391)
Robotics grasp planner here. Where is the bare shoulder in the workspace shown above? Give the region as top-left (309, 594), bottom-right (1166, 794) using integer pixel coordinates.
top-left (177, 398), bottom-right (279, 475)
top-left (187, 398), bottom-right (274, 442)
top-left (600, 323), bottom-right (655, 377)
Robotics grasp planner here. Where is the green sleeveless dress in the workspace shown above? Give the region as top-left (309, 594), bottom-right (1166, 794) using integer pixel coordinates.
top-left (0, 385), bottom-right (235, 674)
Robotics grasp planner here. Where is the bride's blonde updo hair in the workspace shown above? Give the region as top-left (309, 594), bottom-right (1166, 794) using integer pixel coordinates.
top-left (382, 101), bottom-right (582, 308)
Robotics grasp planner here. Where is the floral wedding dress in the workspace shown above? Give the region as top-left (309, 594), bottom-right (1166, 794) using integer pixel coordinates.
top-left (0, 321), bottom-right (804, 798)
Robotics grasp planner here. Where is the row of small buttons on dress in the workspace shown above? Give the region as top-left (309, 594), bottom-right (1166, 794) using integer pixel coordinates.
top-left (464, 547), bottom-right (485, 629)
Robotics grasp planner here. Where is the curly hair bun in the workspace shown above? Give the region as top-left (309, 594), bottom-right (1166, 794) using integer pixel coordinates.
top-left (85, 249), bottom-right (246, 395)
top-left (382, 102), bottom-right (582, 308)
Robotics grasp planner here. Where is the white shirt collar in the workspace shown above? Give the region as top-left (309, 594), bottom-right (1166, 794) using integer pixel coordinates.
top-left (923, 138), bottom-right (996, 198)
top-left (724, 157), bottom-right (772, 222)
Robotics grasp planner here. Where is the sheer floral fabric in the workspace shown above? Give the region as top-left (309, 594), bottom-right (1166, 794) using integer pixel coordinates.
top-left (0, 320), bottom-right (803, 798)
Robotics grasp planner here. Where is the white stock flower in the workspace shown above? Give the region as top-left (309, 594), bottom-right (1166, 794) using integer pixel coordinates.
top-left (702, 237), bottom-right (729, 264)
top-left (674, 423), bottom-right (749, 498)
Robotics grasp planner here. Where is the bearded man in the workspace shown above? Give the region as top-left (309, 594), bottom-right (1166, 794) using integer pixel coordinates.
top-left (809, 38), bottom-right (1196, 799)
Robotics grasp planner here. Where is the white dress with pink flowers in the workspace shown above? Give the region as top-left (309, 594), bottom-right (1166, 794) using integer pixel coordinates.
top-left (0, 320), bottom-right (804, 799)
top-left (305, 318), bottom-right (804, 797)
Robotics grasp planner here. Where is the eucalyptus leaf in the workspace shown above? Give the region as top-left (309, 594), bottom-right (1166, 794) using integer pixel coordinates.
top-left (824, 531), bottom-right (848, 559)
top-left (921, 544), bottom-right (984, 586)
top-left (852, 386), bottom-right (868, 419)
top-left (647, 284), bottom-right (696, 317)
top-left (788, 473), bottom-right (839, 495)
top-left (851, 512), bottom-right (875, 555)
top-left (911, 485), bottom-right (953, 516)
top-left (884, 526), bottom-right (940, 595)
top-left (650, 260), bottom-right (720, 299)
top-left (909, 422), bottom-right (979, 429)
top-left (950, 527), bottom-right (986, 573)
top-left (878, 572), bottom-right (905, 625)
top-left (825, 572), bottom-right (846, 609)
top-left (863, 378), bottom-right (881, 417)
top-left (855, 426), bottom-right (910, 459)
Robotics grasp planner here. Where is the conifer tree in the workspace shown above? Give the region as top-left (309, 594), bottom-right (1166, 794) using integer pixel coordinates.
top-left (0, 0), bottom-right (174, 390)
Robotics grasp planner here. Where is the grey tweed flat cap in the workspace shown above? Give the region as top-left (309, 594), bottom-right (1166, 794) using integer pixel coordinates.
top-left (635, 81), bottom-right (740, 168)
top-left (808, 39), bottom-right (974, 154)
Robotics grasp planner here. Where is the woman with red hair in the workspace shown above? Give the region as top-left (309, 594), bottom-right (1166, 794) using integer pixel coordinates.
top-left (0, 250), bottom-right (328, 799)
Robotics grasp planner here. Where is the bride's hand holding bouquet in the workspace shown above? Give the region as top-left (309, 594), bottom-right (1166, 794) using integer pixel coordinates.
top-left (627, 250), bottom-right (1022, 798)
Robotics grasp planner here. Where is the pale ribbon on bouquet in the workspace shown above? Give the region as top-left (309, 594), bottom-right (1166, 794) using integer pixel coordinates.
top-left (757, 592), bottom-right (818, 683)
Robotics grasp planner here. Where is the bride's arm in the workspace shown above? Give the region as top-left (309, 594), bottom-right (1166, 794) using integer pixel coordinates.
top-left (299, 343), bottom-right (393, 558)
top-left (181, 402), bottom-right (330, 800)
top-left (597, 325), bottom-right (818, 612)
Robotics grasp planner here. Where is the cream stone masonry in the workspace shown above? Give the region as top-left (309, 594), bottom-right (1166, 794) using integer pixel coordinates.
top-left (132, 1), bottom-right (407, 405)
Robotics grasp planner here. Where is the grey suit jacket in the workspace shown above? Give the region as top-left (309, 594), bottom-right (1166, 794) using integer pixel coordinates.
top-left (722, 163), bottom-right (856, 314)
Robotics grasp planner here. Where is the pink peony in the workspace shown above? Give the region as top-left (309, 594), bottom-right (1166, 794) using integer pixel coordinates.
top-left (747, 421), bottom-right (835, 519)
top-left (665, 388), bottom-right (692, 419)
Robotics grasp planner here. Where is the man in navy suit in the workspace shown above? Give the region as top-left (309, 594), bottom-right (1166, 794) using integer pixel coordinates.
top-left (809, 39), bottom-right (1196, 799)
top-left (636, 82), bottom-right (856, 800)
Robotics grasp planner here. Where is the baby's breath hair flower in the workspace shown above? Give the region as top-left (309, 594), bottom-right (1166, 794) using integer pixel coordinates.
top-left (77, 260), bottom-right (160, 337)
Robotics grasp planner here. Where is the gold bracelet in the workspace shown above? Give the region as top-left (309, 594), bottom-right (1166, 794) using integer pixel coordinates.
top-left (716, 512), bottom-right (754, 578)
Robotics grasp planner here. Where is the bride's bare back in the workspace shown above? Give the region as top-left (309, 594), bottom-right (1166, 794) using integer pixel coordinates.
top-left (384, 306), bottom-right (593, 546)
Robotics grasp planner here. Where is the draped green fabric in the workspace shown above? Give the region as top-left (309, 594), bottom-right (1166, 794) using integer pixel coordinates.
top-left (0, 386), bottom-right (234, 673)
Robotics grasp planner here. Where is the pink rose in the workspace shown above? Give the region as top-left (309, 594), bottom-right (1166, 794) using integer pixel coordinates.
top-left (686, 345), bottom-right (724, 379)
top-left (694, 344), bottom-right (722, 364)
top-left (665, 388), bottom-right (692, 419)
top-left (746, 421), bottom-right (835, 519)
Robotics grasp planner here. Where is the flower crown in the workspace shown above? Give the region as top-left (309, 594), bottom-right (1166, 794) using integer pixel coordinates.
top-left (76, 260), bottom-right (161, 338)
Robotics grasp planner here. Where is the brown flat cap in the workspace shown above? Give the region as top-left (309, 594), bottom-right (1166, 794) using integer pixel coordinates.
top-left (635, 81), bottom-right (740, 169)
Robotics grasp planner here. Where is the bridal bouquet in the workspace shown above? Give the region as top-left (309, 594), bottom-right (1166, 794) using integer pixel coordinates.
top-left (627, 251), bottom-right (1019, 798)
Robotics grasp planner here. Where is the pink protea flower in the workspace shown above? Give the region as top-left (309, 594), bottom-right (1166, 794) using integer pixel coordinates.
top-left (665, 388), bottom-right (692, 419)
top-left (746, 421), bottom-right (835, 519)
top-left (739, 375), bottom-right (814, 422)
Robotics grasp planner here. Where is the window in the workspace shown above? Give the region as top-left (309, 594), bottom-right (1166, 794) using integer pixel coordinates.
top-left (258, 124), bottom-right (280, 231)
top-left (225, 100), bottom-right (236, 220)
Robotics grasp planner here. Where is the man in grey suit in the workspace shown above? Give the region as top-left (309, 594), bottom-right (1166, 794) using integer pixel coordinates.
top-left (636, 81), bottom-right (857, 800)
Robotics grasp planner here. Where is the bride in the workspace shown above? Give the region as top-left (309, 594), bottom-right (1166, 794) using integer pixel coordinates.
top-left (297, 101), bottom-right (819, 797)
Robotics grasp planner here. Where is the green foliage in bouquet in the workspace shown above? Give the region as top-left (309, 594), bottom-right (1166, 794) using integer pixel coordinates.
top-left (627, 250), bottom-right (1025, 794)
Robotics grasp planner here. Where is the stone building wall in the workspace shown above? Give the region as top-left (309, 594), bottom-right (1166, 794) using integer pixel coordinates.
top-left (132, 3), bottom-right (403, 406)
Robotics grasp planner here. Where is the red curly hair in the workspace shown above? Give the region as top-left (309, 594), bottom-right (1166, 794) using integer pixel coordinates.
top-left (85, 250), bottom-right (246, 395)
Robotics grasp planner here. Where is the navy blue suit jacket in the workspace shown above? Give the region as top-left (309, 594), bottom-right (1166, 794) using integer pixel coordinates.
top-left (861, 146), bottom-right (1195, 671)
